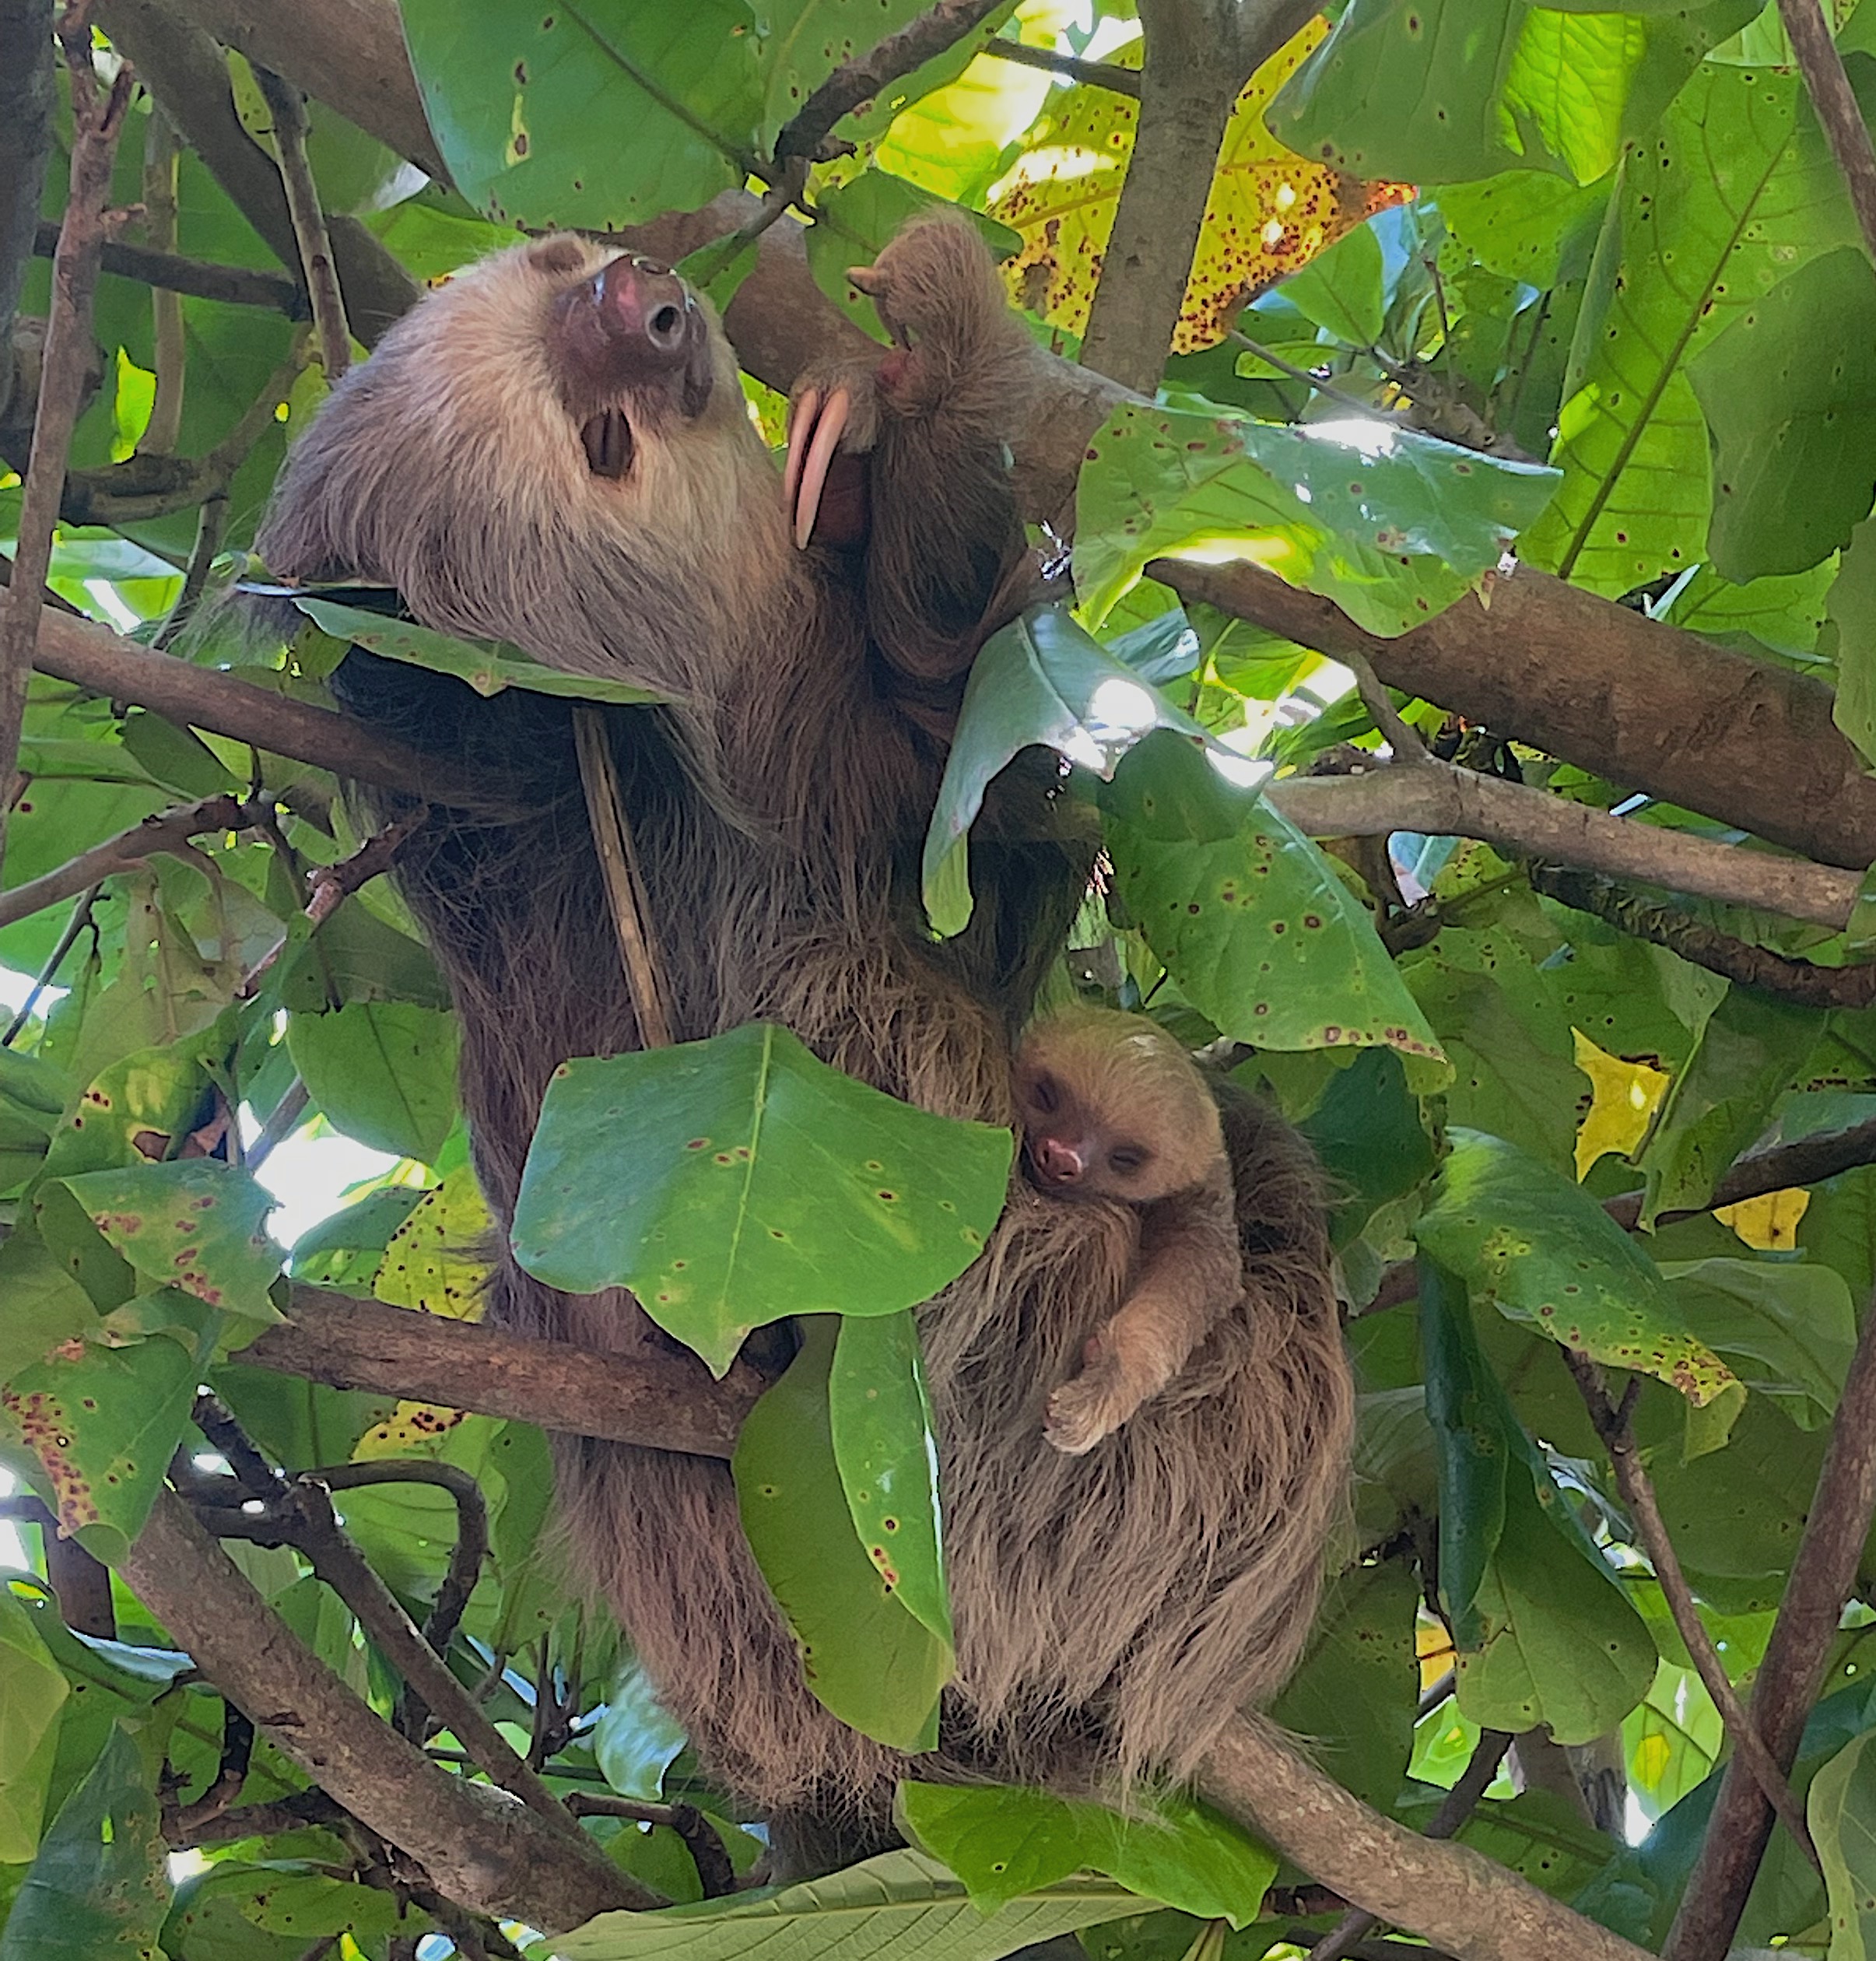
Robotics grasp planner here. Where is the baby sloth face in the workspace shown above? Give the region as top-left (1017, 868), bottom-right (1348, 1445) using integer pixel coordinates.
top-left (1012, 1007), bottom-right (1225, 1206)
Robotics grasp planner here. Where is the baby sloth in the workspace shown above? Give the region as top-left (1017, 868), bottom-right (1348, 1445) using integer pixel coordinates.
top-left (1013, 1007), bottom-right (1245, 1454)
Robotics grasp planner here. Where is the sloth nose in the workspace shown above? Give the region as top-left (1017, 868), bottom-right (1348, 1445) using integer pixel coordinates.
top-left (594, 258), bottom-right (693, 369)
top-left (1029, 1136), bottom-right (1085, 1185)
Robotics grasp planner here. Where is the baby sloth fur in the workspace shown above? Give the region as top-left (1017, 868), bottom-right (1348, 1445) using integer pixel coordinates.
top-left (254, 212), bottom-right (1354, 1862)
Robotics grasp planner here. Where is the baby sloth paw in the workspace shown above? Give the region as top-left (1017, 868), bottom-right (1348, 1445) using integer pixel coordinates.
top-left (1043, 1356), bottom-right (1135, 1457)
top-left (784, 359), bottom-right (882, 551)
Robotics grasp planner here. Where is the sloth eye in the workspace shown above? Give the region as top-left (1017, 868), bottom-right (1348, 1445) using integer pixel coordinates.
top-left (1108, 1145), bottom-right (1148, 1176)
top-left (1029, 1073), bottom-right (1060, 1116)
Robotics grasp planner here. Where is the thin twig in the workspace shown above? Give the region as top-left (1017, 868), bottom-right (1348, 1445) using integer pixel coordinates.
top-left (1306, 1731), bottom-right (1513, 1961)
top-left (245, 1077), bottom-right (310, 1171)
top-left (565, 1794), bottom-right (739, 1897)
top-left (1778, 0), bottom-right (1876, 263)
top-left (2, 881), bottom-right (99, 1044)
top-left (32, 220), bottom-right (307, 315)
top-left (254, 68), bottom-right (350, 380)
top-left (980, 37), bottom-right (1143, 96)
top-left (142, 107), bottom-right (186, 455)
top-left (573, 706), bottom-right (675, 1048)
top-left (153, 491), bottom-right (231, 649)
top-left (1345, 650), bottom-right (1429, 763)
top-left (1566, 1354), bottom-right (1820, 1872)
top-left (0, 10), bottom-right (134, 881)
top-left (1229, 330), bottom-right (1381, 419)
top-left (1664, 1282), bottom-right (1876, 1960)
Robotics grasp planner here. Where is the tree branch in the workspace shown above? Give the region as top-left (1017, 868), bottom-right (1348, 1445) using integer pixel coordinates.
top-left (233, 1284), bottom-right (758, 1459)
top-left (1200, 1720), bottom-right (1653, 1961)
top-left (0, 13), bottom-right (133, 880)
top-left (116, 1488), bottom-right (647, 1931)
top-left (980, 36), bottom-right (1142, 96)
top-left (0, 0), bottom-right (57, 420)
top-left (33, 221), bottom-right (307, 313)
top-left (254, 66), bottom-right (350, 379)
top-left (1778, 0), bottom-right (1876, 264)
top-left (1664, 1284), bottom-right (1876, 1960)
top-left (1566, 1357), bottom-right (1818, 1872)
top-left (564, 1795), bottom-right (738, 1899)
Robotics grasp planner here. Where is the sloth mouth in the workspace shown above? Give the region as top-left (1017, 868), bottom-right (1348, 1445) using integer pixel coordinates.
top-left (580, 407), bottom-right (635, 479)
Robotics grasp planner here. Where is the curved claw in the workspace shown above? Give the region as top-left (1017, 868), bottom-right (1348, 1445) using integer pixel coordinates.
top-left (847, 263), bottom-right (883, 296)
top-left (788, 384), bottom-right (852, 550)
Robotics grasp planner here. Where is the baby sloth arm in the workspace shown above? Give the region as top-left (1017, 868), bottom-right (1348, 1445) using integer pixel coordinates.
top-left (1012, 1006), bottom-right (1247, 1455)
top-left (1044, 1167), bottom-right (1243, 1457)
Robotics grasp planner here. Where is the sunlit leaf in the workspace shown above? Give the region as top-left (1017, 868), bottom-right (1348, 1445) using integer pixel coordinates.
top-left (1571, 1028), bottom-right (1669, 1181)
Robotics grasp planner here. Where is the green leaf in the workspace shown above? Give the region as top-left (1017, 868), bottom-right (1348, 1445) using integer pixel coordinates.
top-left (733, 1321), bottom-right (951, 1749)
top-left (0, 1230), bottom-right (96, 1380)
top-left (1275, 217), bottom-right (1384, 346)
top-left (1691, 247), bottom-right (1876, 581)
top-left (117, 710), bottom-right (240, 798)
top-left (1075, 402), bottom-right (1558, 635)
top-left (1416, 1130), bottom-right (1736, 1405)
top-left (1810, 1727), bottom-right (1876, 1959)
top-left (1660, 1258), bottom-right (1855, 1429)
top-left (756, 2), bottom-right (939, 146)
top-left (398, 0), bottom-right (760, 232)
top-left (294, 599), bottom-right (662, 704)
top-left (511, 1023), bottom-right (1012, 1377)
top-left (0, 1727), bottom-right (167, 1961)
top-left (593, 1660), bottom-right (687, 1802)
top-left (921, 608), bottom-right (1208, 937)
top-left (1829, 514), bottom-right (1876, 770)
top-left (899, 1784), bottom-right (1276, 1925)
top-left (1524, 61), bottom-right (1860, 592)
top-left (829, 1312), bottom-right (952, 1647)
top-left (163, 1862), bottom-right (403, 1961)
top-left (2, 1317), bottom-right (210, 1559)
top-left (286, 1001), bottom-right (461, 1160)
top-left (1296, 1046), bottom-right (1438, 1247)
top-left (0, 1592), bottom-right (68, 1864)
top-left (1098, 732), bottom-right (1447, 1081)
top-left (275, 894), bottom-right (451, 1012)
top-left (552, 1847), bottom-right (1148, 1961)
top-left (1639, 986), bottom-right (1825, 1226)
top-left (58, 1160), bottom-right (282, 1317)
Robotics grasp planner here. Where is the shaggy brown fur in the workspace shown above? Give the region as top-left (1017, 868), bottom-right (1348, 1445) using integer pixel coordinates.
top-left (1011, 1009), bottom-right (1247, 1456)
top-left (255, 215), bottom-right (1353, 1863)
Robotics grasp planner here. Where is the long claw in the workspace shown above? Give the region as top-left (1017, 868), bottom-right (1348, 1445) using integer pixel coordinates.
top-left (792, 385), bottom-right (850, 550)
top-left (783, 385), bottom-right (819, 513)
top-left (847, 264), bottom-right (882, 296)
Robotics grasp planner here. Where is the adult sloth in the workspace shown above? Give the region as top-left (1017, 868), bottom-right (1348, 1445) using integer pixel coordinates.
top-left (257, 213), bottom-right (1352, 1869)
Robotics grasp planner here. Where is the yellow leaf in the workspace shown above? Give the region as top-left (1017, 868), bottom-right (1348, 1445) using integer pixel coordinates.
top-left (991, 19), bottom-right (1413, 352)
top-left (355, 1401), bottom-right (469, 1459)
top-left (1632, 1728), bottom-right (1673, 1790)
top-left (1571, 1029), bottom-right (1670, 1181)
top-left (373, 1170), bottom-right (491, 1320)
top-left (1417, 1613), bottom-right (1455, 1691)
top-left (1714, 1188), bottom-right (1810, 1252)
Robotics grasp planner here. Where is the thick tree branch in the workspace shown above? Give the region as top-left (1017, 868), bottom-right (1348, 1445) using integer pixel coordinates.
top-left (1779, 0), bottom-right (1876, 264)
top-left (1200, 1720), bottom-right (1652, 1961)
top-left (1664, 1286), bottom-right (1876, 1960)
top-left (0, 0), bottom-right (57, 419)
top-left (1162, 557), bottom-right (1876, 873)
top-left (93, 0), bottom-right (419, 345)
top-left (117, 1489), bottom-right (647, 1931)
top-left (33, 222), bottom-right (307, 313)
top-left (1267, 759), bottom-right (1864, 931)
top-left (233, 1284), bottom-right (758, 1459)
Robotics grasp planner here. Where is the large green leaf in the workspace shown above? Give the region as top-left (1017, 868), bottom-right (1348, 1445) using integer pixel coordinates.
top-left (398, 0), bottom-right (761, 231)
top-left (829, 1313), bottom-right (952, 1647)
top-left (0, 1727), bottom-right (168, 1961)
top-left (1523, 61), bottom-right (1860, 592)
top-left (1810, 1727), bottom-right (1876, 1959)
top-left (57, 1160), bottom-right (282, 1317)
top-left (511, 1023), bottom-right (1012, 1377)
top-left (1660, 1257), bottom-right (1855, 1430)
top-left (553, 1847), bottom-right (1148, 1961)
top-left (1075, 402), bottom-right (1558, 634)
top-left (1829, 514), bottom-right (1876, 768)
top-left (0, 1593), bottom-right (68, 1865)
top-left (921, 607), bottom-right (1208, 937)
top-left (899, 1784), bottom-right (1276, 1925)
top-left (294, 599), bottom-right (661, 705)
top-left (286, 1001), bottom-right (461, 1161)
top-left (1415, 1129), bottom-right (1737, 1405)
top-left (733, 1321), bottom-right (951, 1750)
top-left (1099, 732), bottom-right (1447, 1081)
top-left (1420, 1258), bottom-right (1510, 1645)
top-left (1691, 247), bottom-right (1876, 581)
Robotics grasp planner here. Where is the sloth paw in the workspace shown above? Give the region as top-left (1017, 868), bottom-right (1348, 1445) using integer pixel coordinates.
top-left (848, 212), bottom-right (1003, 365)
top-left (1043, 1369), bottom-right (1134, 1456)
top-left (784, 361), bottom-right (882, 550)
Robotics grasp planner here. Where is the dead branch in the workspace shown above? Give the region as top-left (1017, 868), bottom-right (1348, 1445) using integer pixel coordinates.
top-left (94, 0), bottom-right (419, 345)
top-left (1664, 1285), bottom-right (1876, 1959)
top-left (0, 1), bottom-right (57, 419)
top-left (0, 12), bottom-right (134, 879)
top-left (1201, 1721), bottom-right (1652, 1961)
top-left (237, 1284), bottom-right (758, 1458)
top-left (117, 1488), bottom-right (648, 1929)
top-left (0, 791), bottom-right (260, 931)
top-left (980, 36), bottom-right (1142, 96)
top-left (1530, 861), bottom-right (1876, 1009)
top-left (1566, 1359), bottom-right (1818, 1871)
top-left (32, 221), bottom-right (307, 312)
top-left (775, 0), bottom-right (1009, 164)
top-left (1307, 1730), bottom-right (1513, 1961)
top-left (254, 66), bottom-right (350, 378)
top-left (1779, 0), bottom-right (1876, 263)
top-left (574, 706), bottom-right (675, 1048)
